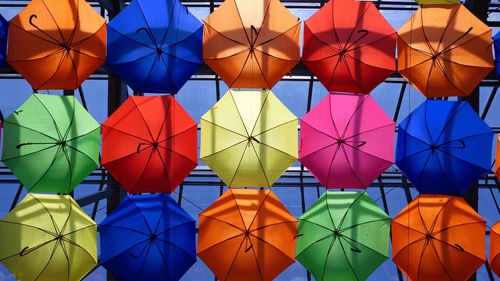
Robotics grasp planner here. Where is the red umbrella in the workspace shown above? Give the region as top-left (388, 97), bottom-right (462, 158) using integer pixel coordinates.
top-left (102, 96), bottom-right (197, 193)
top-left (302, 0), bottom-right (396, 94)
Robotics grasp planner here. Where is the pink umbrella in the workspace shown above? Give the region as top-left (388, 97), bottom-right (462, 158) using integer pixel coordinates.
top-left (299, 93), bottom-right (395, 188)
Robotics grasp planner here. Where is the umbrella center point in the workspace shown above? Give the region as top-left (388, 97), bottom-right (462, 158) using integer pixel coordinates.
top-left (244, 229), bottom-right (250, 236)
top-left (56, 140), bottom-right (66, 146)
top-left (333, 230), bottom-right (341, 236)
top-left (149, 233), bottom-right (157, 241)
top-left (156, 48), bottom-right (163, 55)
top-left (56, 234), bottom-right (64, 240)
top-left (152, 142), bottom-right (159, 148)
top-left (339, 49), bottom-right (347, 56)
top-left (337, 139), bottom-right (345, 145)
top-left (426, 233), bottom-right (433, 240)
top-left (430, 144), bottom-right (438, 151)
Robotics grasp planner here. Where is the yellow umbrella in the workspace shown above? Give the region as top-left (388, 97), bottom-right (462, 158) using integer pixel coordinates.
top-left (201, 89), bottom-right (298, 187)
top-left (0, 194), bottom-right (97, 281)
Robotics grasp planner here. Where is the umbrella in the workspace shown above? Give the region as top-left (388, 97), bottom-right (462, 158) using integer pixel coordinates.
top-left (7, 0), bottom-right (106, 90)
top-left (415, 0), bottom-right (460, 4)
top-left (2, 94), bottom-right (100, 194)
top-left (100, 194), bottom-right (196, 281)
top-left (200, 89), bottom-right (298, 187)
top-left (496, 135), bottom-right (500, 180)
top-left (0, 193), bottom-right (97, 281)
top-left (203, 0), bottom-right (300, 88)
top-left (197, 189), bottom-right (297, 281)
top-left (102, 95), bottom-right (197, 193)
top-left (491, 221), bottom-right (500, 276)
top-left (392, 194), bottom-right (486, 281)
top-left (0, 14), bottom-right (7, 65)
top-left (107, 0), bottom-right (202, 94)
top-left (297, 191), bottom-right (390, 281)
top-left (494, 32), bottom-right (500, 78)
top-left (398, 4), bottom-right (493, 98)
top-left (302, 0), bottom-right (396, 94)
top-left (396, 100), bottom-right (493, 195)
top-left (299, 93), bottom-right (395, 188)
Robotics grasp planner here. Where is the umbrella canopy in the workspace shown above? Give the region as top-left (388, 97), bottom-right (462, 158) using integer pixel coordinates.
top-left (398, 4), bottom-right (493, 98)
top-left (0, 14), bottom-right (7, 65)
top-left (302, 0), bottom-right (396, 94)
top-left (107, 0), bottom-right (202, 93)
top-left (7, 0), bottom-right (106, 90)
top-left (299, 93), bottom-right (395, 188)
top-left (198, 189), bottom-right (297, 281)
top-left (100, 194), bottom-right (196, 281)
top-left (297, 191), bottom-right (390, 281)
top-left (392, 194), bottom-right (486, 281)
top-left (203, 0), bottom-right (300, 88)
top-left (396, 100), bottom-right (493, 195)
top-left (200, 89), bottom-right (298, 187)
top-left (2, 94), bottom-right (100, 194)
top-left (0, 193), bottom-right (97, 281)
top-left (491, 221), bottom-right (500, 277)
top-left (102, 95), bottom-right (197, 193)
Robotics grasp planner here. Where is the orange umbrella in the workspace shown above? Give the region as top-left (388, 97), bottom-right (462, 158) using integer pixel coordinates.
top-left (392, 194), bottom-right (486, 281)
top-left (491, 221), bottom-right (500, 276)
top-left (197, 189), bottom-right (297, 281)
top-left (398, 4), bottom-right (493, 98)
top-left (203, 0), bottom-right (300, 88)
top-left (8, 0), bottom-right (106, 90)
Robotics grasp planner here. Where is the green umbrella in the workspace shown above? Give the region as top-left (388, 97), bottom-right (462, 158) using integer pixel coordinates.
top-left (2, 94), bottom-right (100, 194)
top-left (296, 191), bottom-right (390, 281)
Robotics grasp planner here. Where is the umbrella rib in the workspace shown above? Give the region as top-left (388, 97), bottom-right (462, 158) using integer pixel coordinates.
top-left (254, 139), bottom-right (298, 162)
top-left (338, 237), bottom-right (365, 281)
top-left (432, 58), bottom-right (468, 96)
top-left (345, 32), bottom-right (397, 54)
top-left (64, 126), bottom-right (100, 144)
top-left (433, 6), bottom-right (461, 54)
top-left (197, 233), bottom-right (245, 256)
top-left (228, 49), bottom-right (252, 88)
top-left (59, 196), bottom-right (73, 235)
top-left (427, 197), bottom-right (454, 233)
top-left (0, 220), bottom-right (57, 237)
top-left (340, 145), bottom-right (365, 186)
top-left (158, 52), bottom-right (177, 92)
top-left (341, 3), bottom-right (371, 52)
top-left (339, 218), bottom-right (391, 233)
top-left (200, 119), bottom-right (248, 139)
top-left (2, 143), bottom-right (59, 163)
top-left (232, 0), bottom-right (253, 45)
top-left (339, 95), bottom-right (370, 140)
top-left (107, 25), bottom-right (153, 50)
top-left (66, 49), bottom-right (81, 89)
top-left (253, 41), bottom-right (301, 62)
top-left (341, 55), bottom-right (370, 93)
top-left (415, 239), bottom-right (430, 281)
top-left (344, 51), bottom-right (395, 73)
top-left (62, 224), bottom-right (95, 237)
top-left (252, 50), bottom-right (272, 88)
top-left (229, 91), bottom-right (251, 137)
top-left (325, 51), bottom-right (344, 91)
top-left (151, 94), bottom-right (172, 143)
top-left (9, 22), bottom-right (60, 46)
top-left (428, 240), bottom-right (457, 281)
top-left (391, 220), bottom-right (427, 236)
top-left (133, 54), bottom-right (162, 95)
top-left (200, 139), bottom-right (248, 162)
top-left (102, 125), bottom-right (151, 143)
top-left (254, 21), bottom-right (301, 51)
top-left (33, 242), bottom-right (60, 281)
top-left (338, 192), bottom-right (367, 229)
top-left (99, 224), bottom-right (149, 237)
top-left (69, 21), bottom-right (106, 47)
top-left (250, 220), bottom-right (297, 232)
top-left (0, 238), bottom-right (56, 262)
top-left (156, 124), bottom-right (197, 144)
top-left (199, 215), bottom-right (245, 232)
top-left (252, 119), bottom-right (297, 138)
top-left (59, 238), bottom-right (71, 281)
top-left (66, 0), bottom-right (79, 49)
top-left (439, 30), bottom-right (491, 56)
top-left (127, 198), bottom-right (154, 235)
top-left (330, 0), bottom-right (343, 51)
top-left (65, 143), bottom-right (99, 172)
top-left (33, 94), bottom-right (64, 140)
top-left (341, 232), bottom-right (390, 259)
top-left (249, 141), bottom-right (272, 186)
top-left (431, 102), bottom-right (467, 145)
top-left (156, 144), bottom-right (197, 167)
top-left (413, 151), bottom-right (434, 195)
top-left (132, 242), bottom-right (154, 281)
top-left (437, 139), bottom-right (493, 169)
top-left (342, 141), bottom-right (393, 165)
top-left (248, 239), bottom-right (265, 281)
top-left (303, 22), bottom-right (342, 57)
top-left (3, 120), bottom-right (59, 142)
top-left (234, 189), bottom-right (270, 231)
top-left (202, 21), bottom-right (250, 49)
top-left (40, 0), bottom-right (67, 45)
top-left (203, 48), bottom-right (251, 61)
top-left (7, 48), bottom-right (65, 63)
top-left (222, 233), bottom-right (247, 281)
top-left (248, 91), bottom-right (271, 137)
top-left (61, 147), bottom-right (73, 193)
top-left (32, 194), bottom-right (63, 234)
top-left (419, 10), bottom-right (437, 56)
top-left (62, 97), bottom-right (77, 144)
top-left (153, 148), bottom-right (172, 192)
top-left (343, 123), bottom-right (394, 142)
top-left (431, 236), bottom-right (486, 262)
top-left (61, 237), bottom-right (98, 264)
top-left (135, 0), bottom-right (159, 47)
top-left (249, 233), bottom-right (296, 264)
top-left (321, 235), bottom-right (338, 281)
top-left (324, 193), bottom-right (338, 231)
top-left (35, 49), bottom-right (68, 90)
top-left (158, 0), bottom-right (179, 47)
top-left (155, 221), bottom-right (195, 237)
top-left (431, 222), bottom-right (485, 237)
top-left (130, 97), bottom-right (156, 141)
top-left (433, 152), bottom-right (461, 194)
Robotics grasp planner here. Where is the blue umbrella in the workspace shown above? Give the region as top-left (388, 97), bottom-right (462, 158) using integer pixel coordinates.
top-left (107, 0), bottom-right (202, 93)
top-left (0, 15), bottom-right (7, 65)
top-left (494, 31), bottom-right (500, 77)
top-left (396, 100), bottom-right (493, 195)
top-left (99, 194), bottom-right (196, 281)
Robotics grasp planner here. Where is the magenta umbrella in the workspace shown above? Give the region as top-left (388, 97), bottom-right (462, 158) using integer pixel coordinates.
top-left (299, 93), bottom-right (395, 188)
